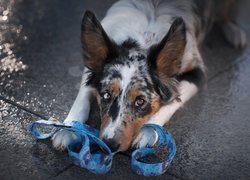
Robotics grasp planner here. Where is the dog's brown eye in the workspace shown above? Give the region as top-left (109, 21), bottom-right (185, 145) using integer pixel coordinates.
top-left (103, 92), bottom-right (111, 100)
top-left (135, 97), bottom-right (145, 107)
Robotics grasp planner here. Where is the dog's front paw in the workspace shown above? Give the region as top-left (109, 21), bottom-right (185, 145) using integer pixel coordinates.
top-left (51, 130), bottom-right (79, 151)
top-left (132, 126), bottom-right (158, 149)
top-left (222, 22), bottom-right (247, 49)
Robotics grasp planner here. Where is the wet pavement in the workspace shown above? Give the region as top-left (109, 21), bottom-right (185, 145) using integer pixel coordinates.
top-left (0, 0), bottom-right (250, 179)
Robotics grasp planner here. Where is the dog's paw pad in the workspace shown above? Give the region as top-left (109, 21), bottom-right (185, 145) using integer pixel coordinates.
top-left (222, 22), bottom-right (247, 49)
top-left (51, 130), bottom-right (78, 151)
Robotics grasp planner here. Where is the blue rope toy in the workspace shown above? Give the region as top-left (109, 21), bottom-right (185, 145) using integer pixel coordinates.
top-left (30, 119), bottom-right (176, 176)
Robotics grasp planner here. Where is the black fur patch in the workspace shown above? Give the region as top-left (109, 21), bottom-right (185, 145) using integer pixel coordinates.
top-left (177, 67), bottom-right (206, 89)
top-left (109, 97), bottom-right (120, 121)
top-left (86, 70), bottom-right (102, 89)
top-left (121, 38), bottom-right (140, 50)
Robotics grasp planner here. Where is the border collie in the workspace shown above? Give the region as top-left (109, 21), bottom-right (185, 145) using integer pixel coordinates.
top-left (52, 0), bottom-right (246, 152)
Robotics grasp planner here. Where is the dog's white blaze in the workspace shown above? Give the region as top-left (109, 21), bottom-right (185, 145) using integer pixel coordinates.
top-left (103, 109), bottom-right (124, 139)
top-left (120, 64), bottom-right (136, 88)
top-left (103, 120), bottom-right (118, 139)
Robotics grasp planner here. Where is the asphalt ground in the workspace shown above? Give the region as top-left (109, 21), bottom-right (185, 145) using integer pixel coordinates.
top-left (0, 0), bottom-right (250, 179)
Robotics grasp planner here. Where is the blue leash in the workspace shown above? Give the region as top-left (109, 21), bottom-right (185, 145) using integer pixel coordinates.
top-left (30, 120), bottom-right (176, 176)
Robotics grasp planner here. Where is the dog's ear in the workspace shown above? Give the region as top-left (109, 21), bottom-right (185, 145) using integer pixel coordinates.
top-left (81, 10), bottom-right (117, 71)
top-left (148, 18), bottom-right (186, 79)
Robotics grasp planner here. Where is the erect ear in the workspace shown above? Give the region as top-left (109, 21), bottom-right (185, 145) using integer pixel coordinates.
top-left (148, 17), bottom-right (186, 79)
top-left (81, 10), bottom-right (117, 71)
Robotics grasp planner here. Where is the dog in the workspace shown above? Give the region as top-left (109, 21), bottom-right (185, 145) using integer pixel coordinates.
top-left (52, 0), bottom-right (246, 152)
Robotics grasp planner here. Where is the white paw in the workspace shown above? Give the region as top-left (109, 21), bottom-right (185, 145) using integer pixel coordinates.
top-left (222, 22), bottom-right (247, 49)
top-left (132, 127), bottom-right (158, 149)
top-left (51, 129), bottom-right (79, 151)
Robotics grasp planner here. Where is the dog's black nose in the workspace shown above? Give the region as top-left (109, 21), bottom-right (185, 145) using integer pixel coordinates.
top-left (103, 138), bottom-right (120, 152)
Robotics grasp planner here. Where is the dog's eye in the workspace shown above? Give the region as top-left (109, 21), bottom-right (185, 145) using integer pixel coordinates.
top-left (135, 97), bottom-right (145, 107)
top-left (103, 92), bottom-right (111, 100)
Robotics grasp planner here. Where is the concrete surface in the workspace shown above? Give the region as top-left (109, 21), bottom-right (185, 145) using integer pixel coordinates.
top-left (0, 0), bottom-right (250, 179)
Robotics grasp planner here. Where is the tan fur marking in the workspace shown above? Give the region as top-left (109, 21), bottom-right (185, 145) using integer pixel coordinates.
top-left (49, 118), bottom-right (61, 123)
top-left (128, 86), bottom-right (140, 101)
top-left (118, 99), bottom-right (161, 151)
top-left (111, 80), bottom-right (120, 95)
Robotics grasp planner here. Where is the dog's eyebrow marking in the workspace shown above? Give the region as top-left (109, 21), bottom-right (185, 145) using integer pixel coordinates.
top-left (111, 80), bottom-right (120, 95)
top-left (128, 86), bottom-right (140, 101)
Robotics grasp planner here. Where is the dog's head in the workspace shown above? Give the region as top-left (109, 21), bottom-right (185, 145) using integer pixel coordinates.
top-left (82, 11), bottom-right (186, 151)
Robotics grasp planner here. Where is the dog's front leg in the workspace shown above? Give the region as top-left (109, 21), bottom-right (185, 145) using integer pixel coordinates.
top-left (52, 69), bottom-right (93, 151)
top-left (132, 80), bottom-right (199, 148)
